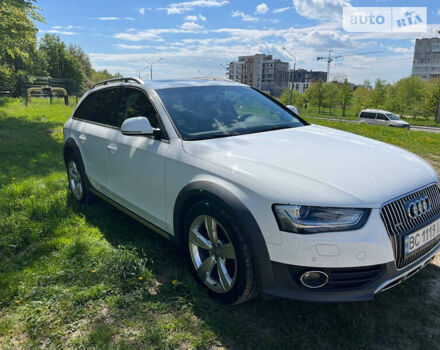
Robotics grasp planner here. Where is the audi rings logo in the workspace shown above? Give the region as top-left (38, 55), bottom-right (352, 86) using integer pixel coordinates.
top-left (407, 196), bottom-right (431, 219)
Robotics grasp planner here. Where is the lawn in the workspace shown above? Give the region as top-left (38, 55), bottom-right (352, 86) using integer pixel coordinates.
top-left (1, 98), bottom-right (440, 349)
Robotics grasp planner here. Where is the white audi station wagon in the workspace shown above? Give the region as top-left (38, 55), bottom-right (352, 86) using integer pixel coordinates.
top-left (63, 77), bottom-right (440, 304)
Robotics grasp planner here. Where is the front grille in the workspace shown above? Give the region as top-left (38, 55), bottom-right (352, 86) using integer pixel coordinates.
top-left (380, 184), bottom-right (440, 269)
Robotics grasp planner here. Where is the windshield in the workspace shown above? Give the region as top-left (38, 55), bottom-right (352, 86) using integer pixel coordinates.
top-left (386, 113), bottom-right (401, 120)
top-left (156, 86), bottom-right (305, 140)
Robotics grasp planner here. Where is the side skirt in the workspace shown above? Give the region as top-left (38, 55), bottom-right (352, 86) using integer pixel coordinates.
top-left (89, 188), bottom-right (172, 241)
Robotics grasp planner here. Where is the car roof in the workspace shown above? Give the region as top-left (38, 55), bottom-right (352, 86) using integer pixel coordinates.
top-left (360, 109), bottom-right (392, 114)
top-left (142, 79), bottom-right (248, 90)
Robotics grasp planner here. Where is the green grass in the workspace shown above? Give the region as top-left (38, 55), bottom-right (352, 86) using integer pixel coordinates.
top-left (1, 97), bottom-right (440, 349)
top-left (303, 107), bottom-right (440, 127)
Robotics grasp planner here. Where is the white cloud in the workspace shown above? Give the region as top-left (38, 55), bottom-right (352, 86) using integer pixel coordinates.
top-left (115, 44), bottom-right (151, 50)
top-left (185, 15), bottom-right (198, 21)
top-left (98, 17), bottom-right (120, 20)
top-left (273, 7), bottom-right (290, 13)
top-left (293, 0), bottom-right (351, 20)
top-left (387, 46), bottom-right (412, 53)
top-left (180, 21), bottom-right (204, 31)
top-left (185, 14), bottom-right (207, 21)
top-left (139, 8), bottom-right (145, 15)
top-left (51, 25), bottom-right (81, 30)
top-left (40, 29), bottom-right (77, 35)
top-left (231, 10), bottom-right (258, 22)
top-left (256, 3), bottom-right (269, 14)
top-left (97, 16), bottom-right (134, 21)
top-left (160, 0), bottom-right (229, 15)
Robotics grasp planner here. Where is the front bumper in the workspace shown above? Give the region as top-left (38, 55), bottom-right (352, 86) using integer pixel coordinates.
top-left (259, 242), bottom-right (440, 302)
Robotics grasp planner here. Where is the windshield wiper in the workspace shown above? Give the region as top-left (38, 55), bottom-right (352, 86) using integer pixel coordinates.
top-left (190, 132), bottom-right (239, 141)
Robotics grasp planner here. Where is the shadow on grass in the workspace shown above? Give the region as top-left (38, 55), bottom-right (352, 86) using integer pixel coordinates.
top-left (0, 114), bottom-right (63, 188)
top-left (75, 195), bottom-right (440, 349)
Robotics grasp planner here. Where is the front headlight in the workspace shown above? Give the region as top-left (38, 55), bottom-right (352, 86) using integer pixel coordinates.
top-left (273, 205), bottom-right (370, 234)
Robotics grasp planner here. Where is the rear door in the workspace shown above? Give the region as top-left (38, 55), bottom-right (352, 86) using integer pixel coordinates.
top-left (105, 87), bottom-right (169, 229)
top-left (71, 88), bottom-right (122, 193)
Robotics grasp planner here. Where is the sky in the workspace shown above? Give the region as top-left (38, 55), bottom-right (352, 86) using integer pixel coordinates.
top-left (36, 0), bottom-right (440, 84)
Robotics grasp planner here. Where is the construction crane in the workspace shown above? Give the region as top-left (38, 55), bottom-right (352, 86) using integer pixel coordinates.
top-left (317, 50), bottom-right (382, 82)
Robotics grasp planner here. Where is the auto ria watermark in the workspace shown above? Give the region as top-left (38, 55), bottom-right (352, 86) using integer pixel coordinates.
top-left (343, 7), bottom-right (426, 33)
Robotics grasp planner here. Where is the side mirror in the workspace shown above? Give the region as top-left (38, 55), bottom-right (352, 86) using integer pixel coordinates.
top-left (121, 116), bottom-right (157, 136)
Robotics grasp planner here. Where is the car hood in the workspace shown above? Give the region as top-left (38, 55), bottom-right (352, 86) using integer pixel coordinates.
top-left (182, 125), bottom-right (437, 208)
top-left (392, 119), bottom-right (410, 125)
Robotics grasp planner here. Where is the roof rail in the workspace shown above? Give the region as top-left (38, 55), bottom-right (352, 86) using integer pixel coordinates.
top-left (191, 76), bottom-right (234, 82)
top-left (92, 77), bottom-right (143, 89)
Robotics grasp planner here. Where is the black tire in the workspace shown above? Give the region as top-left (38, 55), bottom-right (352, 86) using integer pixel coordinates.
top-left (65, 152), bottom-right (95, 204)
top-left (184, 200), bottom-right (257, 304)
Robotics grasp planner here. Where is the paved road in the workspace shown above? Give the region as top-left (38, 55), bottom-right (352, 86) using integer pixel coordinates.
top-left (308, 116), bottom-right (440, 134)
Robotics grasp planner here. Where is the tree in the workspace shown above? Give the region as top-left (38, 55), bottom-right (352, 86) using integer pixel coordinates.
top-left (369, 78), bottom-right (386, 108)
top-left (351, 86), bottom-right (370, 116)
top-left (422, 79), bottom-right (440, 123)
top-left (0, 0), bottom-right (43, 91)
top-left (279, 87), bottom-right (304, 109)
top-left (38, 34), bottom-right (86, 94)
top-left (362, 79), bottom-right (372, 90)
top-left (394, 76), bottom-right (424, 118)
top-left (338, 78), bottom-right (352, 116)
top-left (322, 82), bottom-right (338, 115)
top-left (68, 44), bottom-right (92, 78)
top-left (383, 84), bottom-right (400, 114)
top-left (305, 80), bottom-right (324, 113)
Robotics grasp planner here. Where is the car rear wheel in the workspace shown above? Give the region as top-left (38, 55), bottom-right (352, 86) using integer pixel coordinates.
top-left (66, 152), bottom-right (95, 204)
top-left (184, 200), bottom-right (256, 304)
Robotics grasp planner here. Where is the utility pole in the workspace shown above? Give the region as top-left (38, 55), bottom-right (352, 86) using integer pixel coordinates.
top-left (282, 46), bottom-right (296, 105)
top-left (143, 57), bottom-right (163, 80)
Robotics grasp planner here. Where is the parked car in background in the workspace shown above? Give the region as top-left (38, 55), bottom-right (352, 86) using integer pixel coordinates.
top-left (64, 78), bottom-right (439, 304)
top-left (358, 109), bottom-right (410, 129)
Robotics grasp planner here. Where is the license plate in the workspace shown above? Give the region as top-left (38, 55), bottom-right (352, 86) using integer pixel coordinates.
top-left (404, 218), bottom-right (440, 255)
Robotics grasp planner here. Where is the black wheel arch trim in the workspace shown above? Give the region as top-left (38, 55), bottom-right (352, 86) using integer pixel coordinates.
top-left (173, 181), bottom-right (274, 290)
top-left (63, 137), bottom-right (93, 188)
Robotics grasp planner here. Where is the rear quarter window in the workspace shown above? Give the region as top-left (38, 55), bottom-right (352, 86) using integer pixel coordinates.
top-left (360, 112), bottom-right (375, 119)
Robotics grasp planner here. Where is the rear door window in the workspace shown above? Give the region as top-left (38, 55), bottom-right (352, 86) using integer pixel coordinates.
top-left (73, 88), bottom-right (123, 127)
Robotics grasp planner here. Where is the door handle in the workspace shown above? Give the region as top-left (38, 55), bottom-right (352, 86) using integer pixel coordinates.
top-left (78, 134), bottom-right (87, 143)
top-left (106, 144), bottom-right (118, 153)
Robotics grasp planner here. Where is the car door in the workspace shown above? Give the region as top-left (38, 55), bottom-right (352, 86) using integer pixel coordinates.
top-left (105, 87), bottom-right (169, 229)
top-left (375, 113), bottom-right (388, 126)
top-left (71, 89), bottom-right (120, 193)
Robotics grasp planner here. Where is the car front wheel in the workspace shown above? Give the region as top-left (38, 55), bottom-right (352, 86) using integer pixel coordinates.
top-left (184, 200), bottom-right (256, 304)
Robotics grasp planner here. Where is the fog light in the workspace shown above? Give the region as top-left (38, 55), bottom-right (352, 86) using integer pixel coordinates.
top-left (300, 271), bottom-right (329, 289)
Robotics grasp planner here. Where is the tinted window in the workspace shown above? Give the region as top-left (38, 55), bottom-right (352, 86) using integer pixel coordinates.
top-left (156, 86), bottom-right (304, 140)
top-left (376, 114), bottom-right (388, 121)
top-left (120, 88), bottom-right (159, 128)
top-left (360, 112), bottom-right (375, 119)
top-left (73, 88), bottom-right (123, 127)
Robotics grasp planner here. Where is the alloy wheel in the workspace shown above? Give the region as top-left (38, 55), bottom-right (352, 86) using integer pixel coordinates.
top-left (188, 215), bottom-right (238, 293)
top-left (68, 160), bottom-right (83, 201)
